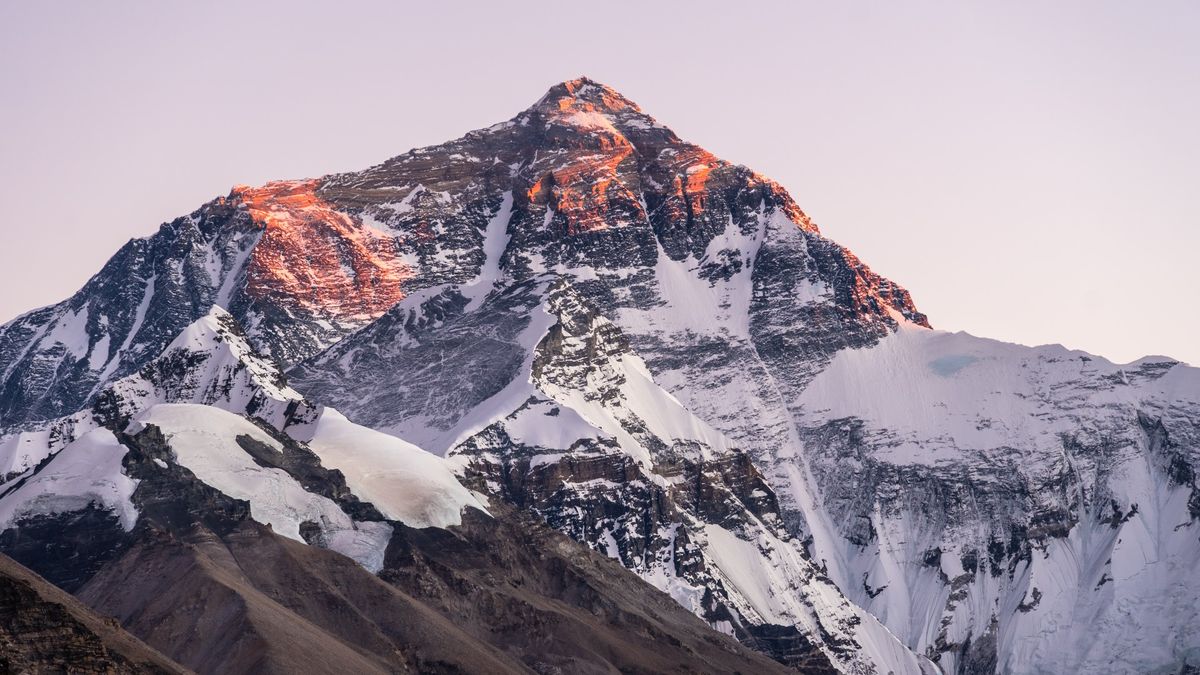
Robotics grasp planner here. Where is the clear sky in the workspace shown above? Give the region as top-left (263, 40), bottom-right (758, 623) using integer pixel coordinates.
top-left (1, 1), bottom-right (1197, 365)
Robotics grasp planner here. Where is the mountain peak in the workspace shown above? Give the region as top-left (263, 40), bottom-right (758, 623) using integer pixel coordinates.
top-left (533, 76), bottom-right (643, 116)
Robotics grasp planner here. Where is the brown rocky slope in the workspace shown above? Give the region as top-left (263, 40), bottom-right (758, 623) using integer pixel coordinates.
top-left (0, 553), bottom-right (187, 674)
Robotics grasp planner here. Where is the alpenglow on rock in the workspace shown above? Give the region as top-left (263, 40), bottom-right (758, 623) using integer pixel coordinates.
top-left (2, 77), bottom-right (1198, 674)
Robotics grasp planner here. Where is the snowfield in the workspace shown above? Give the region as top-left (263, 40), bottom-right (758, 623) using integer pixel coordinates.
top-left (0, 427), bottom-right (138, 532)
top-left (794, 321), bottom-right (1200, 673)
top-left (131, 403), bottom-right (393, 572)
top-left (303, 407), bottom-right (488, 529)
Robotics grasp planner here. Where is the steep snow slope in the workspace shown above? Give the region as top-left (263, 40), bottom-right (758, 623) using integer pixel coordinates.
top-left (792, 321), bottom-right (1200, 673)
top-left (0, 411), bottom-right (95, 482)
top-left (299, 279), bottom-right (928, 673)
top-left (300, 407), bottom-right (487, 529)
top-left (0, 427), bottom-right (138, 532)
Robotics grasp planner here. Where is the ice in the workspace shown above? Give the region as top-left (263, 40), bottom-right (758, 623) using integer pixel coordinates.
top-left (0, 428), bottom-right (138, 531)
top-left (134, 404), bottom-right (391, 571)
top-left (306, 407), bottom-right (487, 529)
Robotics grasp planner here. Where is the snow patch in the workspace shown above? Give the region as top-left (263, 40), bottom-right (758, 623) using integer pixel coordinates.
top-left (460, 191), bottom-right (513, 312)
top-left (0, 428), bottom-right (138, 531)
top-left (134, 404), bottom-right (391, 571)
top-left (306, 407), bottom-right (487, 529)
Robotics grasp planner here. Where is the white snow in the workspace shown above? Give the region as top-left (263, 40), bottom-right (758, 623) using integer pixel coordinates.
top-left (44, 304), bottom-right (90, 360)
top-left (538, 349), bottom-right (733, 467)
top-left (793, 320), bottom-right (1200, 672)
top-left (306, 407), bottom-right (487, 529)
top-left (215, 230), bottom-right (263, 310)
top-left (106, 306), bottom-right (305, 429)
top-left (501, 398), bottom-right (609, 451)
top-left (562, 110), bottom-right (622, 136)
top-left (0, 428), bottom-right (138, 531)
top-left (87, 332), bottom-right (111, 371)
top-left (0, 412), bottom-right (95, 479)
top-left (799, 322), bottom-right (1198, 465)
top-left (132, 404), bottom-right (392, 572)
top-left (92, 273), bottom-right (156, 392)
top-left (460, 191), bottom-right (513, 312)
top-left (435, 294), bottom-right (559, 455)
top-left (616, 206), bottom-right (771, 344)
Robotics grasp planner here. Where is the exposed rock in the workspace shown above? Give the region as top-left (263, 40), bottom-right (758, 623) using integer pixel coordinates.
top-left (0, 552), bottom-right (186, 674)
top-left (2, 76), bottom-right (1197, 675)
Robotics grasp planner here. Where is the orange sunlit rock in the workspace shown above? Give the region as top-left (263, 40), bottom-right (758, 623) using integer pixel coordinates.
top-left (232, 180), bottom-right (411, 324)
top-left (532, 89), bottom-right (644, 235)
top-left (553, 77), bottom-right (634, 115)
top-left (545, 143), bottom-right (641, 235)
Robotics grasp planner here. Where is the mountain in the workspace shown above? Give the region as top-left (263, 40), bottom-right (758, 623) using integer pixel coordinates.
top-left (292, 277), bottom-right (923, 673)
top-left (793, 321), bottom-right (1200, 673)
top-left (0, 77), bottom-right (922, 430)
top-left (0, 552), bottom-right (186, 674)
top-left (1, 76), bottom-right (1197, 674)
top-left (0, 308), bottom-right (795, 674)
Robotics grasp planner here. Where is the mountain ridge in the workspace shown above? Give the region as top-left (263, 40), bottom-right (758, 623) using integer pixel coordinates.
top-left (1, 76), bottom-right (1196, 674)
top-left (0, 305), bottom-right (803, 674)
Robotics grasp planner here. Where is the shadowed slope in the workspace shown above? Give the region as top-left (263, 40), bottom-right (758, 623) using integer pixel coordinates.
top-left (0, 553), bottom-right (187, 674)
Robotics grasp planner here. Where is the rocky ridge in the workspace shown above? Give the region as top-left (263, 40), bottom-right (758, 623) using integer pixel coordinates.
top-left (0, 552), bottom-right (187, 674)
top-left (0, 308), bottom-right (796, 674)
top-left (0, 76), bottom-right (1196, 674)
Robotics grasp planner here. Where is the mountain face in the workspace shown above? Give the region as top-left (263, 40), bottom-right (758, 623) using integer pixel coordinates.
top-left (793, 324), bottom-right (1200, 674)
top-left (0, 77), bottom-right (922, 431)
top-left (0, 553), bottom-right (186, 674)
top-left (0, 308), bottom-right (793, 674)
top-left (0, 76), bottom-right (1197, 674)
top-left (292, 278), bottom-right (923, 673)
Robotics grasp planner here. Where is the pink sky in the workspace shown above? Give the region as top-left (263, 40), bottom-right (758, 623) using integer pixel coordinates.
top-left (1, 1), bottom-right (1197, 364)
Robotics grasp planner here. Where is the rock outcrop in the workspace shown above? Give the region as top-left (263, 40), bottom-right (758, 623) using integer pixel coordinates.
top-left (0, 553), bottom-right (186, 674)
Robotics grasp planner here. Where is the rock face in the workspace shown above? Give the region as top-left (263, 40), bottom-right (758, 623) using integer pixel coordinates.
top-left (293, 278), bottom-right (926, 672)
top-left (0, 310), bottom-right (793, 675)
top-left (0, 553), bottom-right (186, 674)
top-left (1, 76), bottom-right (1198, 674)
top-left (0, 183), bottom-right (403, 427)
top-left (790, 325), bottom-right (1200, 674)
top-left (441, 281), bottom-right (920, 673)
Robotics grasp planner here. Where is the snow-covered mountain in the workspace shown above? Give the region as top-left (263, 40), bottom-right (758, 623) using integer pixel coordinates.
top-left (296, 278), bottom-right (923, 672)
top-left (792, 321), bottom-right (1200, 673)
top-left (0, 76), bottom-right (1196, 674)
top-left (0, 307), bottom-right (793, 674)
